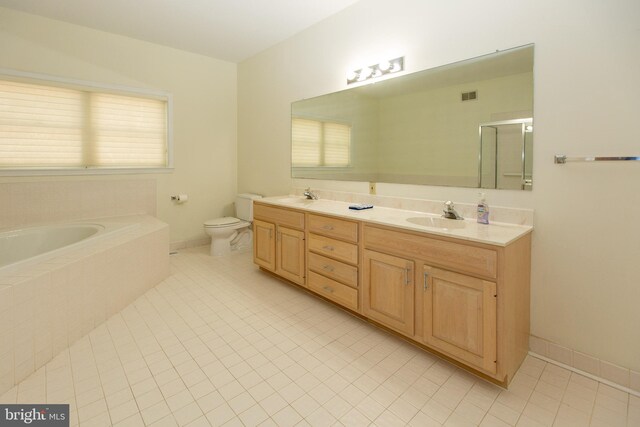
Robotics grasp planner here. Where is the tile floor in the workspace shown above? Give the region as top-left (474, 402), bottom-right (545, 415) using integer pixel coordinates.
top-left (0, 246), bottom-right (638, 427)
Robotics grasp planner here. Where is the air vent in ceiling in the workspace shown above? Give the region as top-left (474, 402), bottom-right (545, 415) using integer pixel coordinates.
top-left (461, 91), bottom-right (477, 101)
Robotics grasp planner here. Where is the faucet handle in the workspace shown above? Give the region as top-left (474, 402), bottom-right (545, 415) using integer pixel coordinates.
top-left (444, 200), bottom-right (454, 210)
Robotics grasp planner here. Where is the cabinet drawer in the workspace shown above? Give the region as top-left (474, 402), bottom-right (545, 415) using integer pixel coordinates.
top-left (364, 225), bottom-right (497, 279)
top-left (254, 203), bottom-right (304, 230)
top-left (308, 233), bottom-right (358, 265)
top-left (308, 271), bottom-right (358, 311)
top-left (308, 252), bottom-right (358, 288)
top-left (308, 214), bottom-right (358, 243)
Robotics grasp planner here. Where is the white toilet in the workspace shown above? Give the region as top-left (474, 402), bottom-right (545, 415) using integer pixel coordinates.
top-left (204, 193), bottom-right (262, 256)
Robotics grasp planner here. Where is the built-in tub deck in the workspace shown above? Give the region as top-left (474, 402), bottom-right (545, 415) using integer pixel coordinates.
top-left (0, 215), bottom-right (169, 395)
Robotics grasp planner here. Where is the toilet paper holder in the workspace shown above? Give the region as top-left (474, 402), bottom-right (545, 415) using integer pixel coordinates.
top-left (170, 194), bottom-right (188, 203)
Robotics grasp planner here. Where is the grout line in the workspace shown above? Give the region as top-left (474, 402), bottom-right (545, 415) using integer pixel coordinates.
top-left (529, 351), bottom-right (640, 398)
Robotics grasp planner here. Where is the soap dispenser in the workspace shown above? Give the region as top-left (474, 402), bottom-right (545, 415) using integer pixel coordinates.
top-left (477, 192), bottom-right (490, 224)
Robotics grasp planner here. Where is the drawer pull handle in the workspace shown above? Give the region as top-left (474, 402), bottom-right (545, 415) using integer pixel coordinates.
top-left (322, 225), bottom-right (334, 230)
top-left (404, 268), bottom-right (411, 285)
top-left (423, 271), bottom-right (429, 290)
top-left (323, 245), bottom-right (335, 251)
top-left (323, 286), bottom-right (334, 293)
top-left (322, 265), bottom-right (335, 272)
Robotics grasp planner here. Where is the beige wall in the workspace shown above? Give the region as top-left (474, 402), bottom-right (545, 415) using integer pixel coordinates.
top-left (0, 7), bottom-right (237, 244)
top-left (238, 0), bottom-right (640, 373)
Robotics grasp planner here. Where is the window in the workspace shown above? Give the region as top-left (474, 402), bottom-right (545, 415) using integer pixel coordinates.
top-left (292, 117), bottom-right (350, 167)
top-left (0, 74), bottom-right (170, 173)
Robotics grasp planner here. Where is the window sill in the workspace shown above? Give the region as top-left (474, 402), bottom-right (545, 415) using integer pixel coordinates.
top-left (0, 167), bottom-right (174, 177)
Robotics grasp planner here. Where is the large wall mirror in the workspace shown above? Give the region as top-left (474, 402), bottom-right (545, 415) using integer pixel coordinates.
top-left (291, 44), bottom-right (534, 190)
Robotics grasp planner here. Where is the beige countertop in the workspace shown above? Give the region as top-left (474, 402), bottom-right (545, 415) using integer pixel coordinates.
top-left (257, 196), bottom-right (532, 247)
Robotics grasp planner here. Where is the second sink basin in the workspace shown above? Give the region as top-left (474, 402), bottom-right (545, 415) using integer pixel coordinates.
top-left (406, 216), bottom-right (467, 230)
top-left (275, 197), bottom-right (316, 205)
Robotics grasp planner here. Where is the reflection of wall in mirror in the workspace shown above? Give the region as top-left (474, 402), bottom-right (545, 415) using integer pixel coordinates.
top-left (377, 71), bottom-right (533, 185)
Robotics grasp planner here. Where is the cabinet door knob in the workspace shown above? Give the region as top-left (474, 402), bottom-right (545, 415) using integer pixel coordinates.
top-left (323, 245), bottom-right (335, 251)
top-left (423, 271), bottom-right (429, 290)
top-left (404, 268), bottom-right (411, 285)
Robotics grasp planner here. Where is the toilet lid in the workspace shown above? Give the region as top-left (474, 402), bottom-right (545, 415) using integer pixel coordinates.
top-left (204, 217), bottom-right (241, 227)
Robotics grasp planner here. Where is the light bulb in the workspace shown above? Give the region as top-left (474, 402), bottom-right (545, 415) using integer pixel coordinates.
top-left (378, 60), bottom-right (391, 72)
top-left (359, 67), bottom-right (372, 80)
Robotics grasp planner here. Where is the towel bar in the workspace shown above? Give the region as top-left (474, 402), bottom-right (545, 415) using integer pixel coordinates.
top-left (554, 155), bottom-right (640, 164)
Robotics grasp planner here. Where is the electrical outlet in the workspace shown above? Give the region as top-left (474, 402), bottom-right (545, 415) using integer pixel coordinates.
top-left (369, 182), bottom-right (376, 195)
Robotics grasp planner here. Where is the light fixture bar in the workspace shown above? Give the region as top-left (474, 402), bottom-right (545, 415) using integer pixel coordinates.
top-left (347, 57), bottom-right (404, 85)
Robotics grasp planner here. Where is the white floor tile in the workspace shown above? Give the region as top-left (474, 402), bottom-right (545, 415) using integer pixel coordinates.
top-left (4, 247), bottom-right (633, 427)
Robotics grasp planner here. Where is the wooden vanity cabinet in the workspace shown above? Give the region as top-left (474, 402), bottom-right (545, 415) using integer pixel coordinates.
top-left (253, 203), bottom-right (305, 285)
top-left (253, 201), bottom-right (531, 386)
top-left (362, 223), bottom-right (530, 383)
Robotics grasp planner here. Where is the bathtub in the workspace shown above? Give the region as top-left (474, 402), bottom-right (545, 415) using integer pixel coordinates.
top-left (0, 221), bottom-right (135, 275)
top-left (0, 215), bottom-right (169, 394)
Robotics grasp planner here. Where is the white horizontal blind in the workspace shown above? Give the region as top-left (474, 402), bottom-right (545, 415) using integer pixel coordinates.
top-left (0, 77), bottom-right (168, 170)
top-left (91, 93), bottom-right (167, 167)
top-left (292, 118), bottom-right (321, 166)
top-left (0, 81), bottom-right (84, 167)
top-left (323, 121), bottom-right (351, 167)
top-left (292, 117), bottom-right (350, 167)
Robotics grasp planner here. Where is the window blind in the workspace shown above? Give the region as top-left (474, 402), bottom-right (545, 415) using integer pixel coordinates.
top-left (291, 117), bottom-right (350, 167)
top-left (0, 77), bottom-right (168, 170)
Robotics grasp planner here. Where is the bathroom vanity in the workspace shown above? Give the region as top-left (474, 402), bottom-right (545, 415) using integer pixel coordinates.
top-left (253, 197), bottom-right (532, 386)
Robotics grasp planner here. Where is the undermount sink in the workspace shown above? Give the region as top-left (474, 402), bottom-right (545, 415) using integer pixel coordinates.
top-left (406, 216), bottom-right (467, 230)
top-left (275, 197), bottom-right (316, 205)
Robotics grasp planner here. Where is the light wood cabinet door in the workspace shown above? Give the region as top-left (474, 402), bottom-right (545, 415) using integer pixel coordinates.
top-left (253, 219), bottom-right (276, 271)
top-left (422, 265), bottom-right (497, 374)
top-left (363, 250), bottom-right (414, 336)
top-left (277, 226), bottom-right (305, 285)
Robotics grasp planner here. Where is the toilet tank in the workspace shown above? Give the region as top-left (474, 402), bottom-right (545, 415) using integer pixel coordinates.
top-left (236, 193), bottom-right (262, 221)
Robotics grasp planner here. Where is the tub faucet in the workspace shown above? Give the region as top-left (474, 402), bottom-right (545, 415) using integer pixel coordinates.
top-left (442, 201), bottom-right (464, 220)
top-left (303, 187), bottom-right (318, 200)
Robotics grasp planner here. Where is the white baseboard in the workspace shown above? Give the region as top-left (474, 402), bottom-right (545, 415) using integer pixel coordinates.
top-left (529, 334), bottom-right (640, 397)
top-left (170, 237), bottom-right (210, 252)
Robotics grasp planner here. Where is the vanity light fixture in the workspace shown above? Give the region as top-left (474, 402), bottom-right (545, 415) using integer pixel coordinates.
top-left (347, 57), bottom-right (404, 84)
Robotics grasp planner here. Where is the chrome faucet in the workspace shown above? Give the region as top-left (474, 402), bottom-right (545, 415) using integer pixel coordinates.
top-left (442, 201), bottom-right (464, 220)
top-left (303, 187), bottom-right (318, 200)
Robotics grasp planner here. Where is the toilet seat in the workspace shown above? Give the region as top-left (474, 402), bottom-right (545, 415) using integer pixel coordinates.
top-left (204, 217), bottom-right (248, 228)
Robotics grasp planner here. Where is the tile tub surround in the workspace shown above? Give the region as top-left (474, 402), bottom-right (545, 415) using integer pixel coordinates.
top-left (291, 187), bottom-right (534, 227)
top-left (0, 247), bottom-right (637, 426)
top-left (0, 215), bottom-right (169, 395)
top-left (0, 179), bottom-right (156, 229)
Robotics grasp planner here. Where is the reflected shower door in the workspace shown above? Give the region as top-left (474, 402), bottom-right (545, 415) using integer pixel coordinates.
top-left (479, 119), bottom-right (532, 190)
